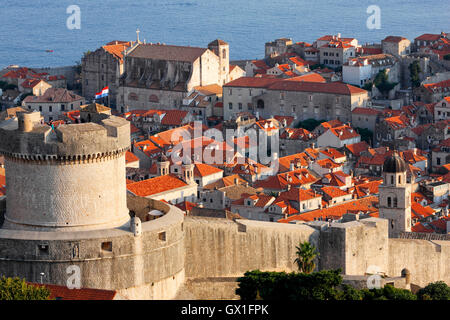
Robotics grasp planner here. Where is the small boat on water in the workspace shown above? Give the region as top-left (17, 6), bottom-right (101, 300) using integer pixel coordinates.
top-left (45, 50), bottom-right (53, 53)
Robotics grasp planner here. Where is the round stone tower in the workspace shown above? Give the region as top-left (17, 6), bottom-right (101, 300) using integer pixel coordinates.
top-left (0, 110), bottom-right (131, 231)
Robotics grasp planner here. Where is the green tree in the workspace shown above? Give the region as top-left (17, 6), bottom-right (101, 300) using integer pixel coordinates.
top-left (360, 284), bottom-right (416, 300)
top-left (294, 241), bottom-right (319, 274)
top-left (409, 61), bottom-right (421, 88)
top-left (17, 92), bottom-right (33, 106)
top-left (362, 82), bottom-right (373, 91)
top-left (355, 127), bottom-right (373, 144)
top-left (0, 276), bottom-right (51, 300)
top-left (236, 269), bottom-right (343, 300)
top-left (373, 69), bottom-right (397, 95)
top-left (296, 118), bottom-right (326, 131)
top-left (417, 281), bottom-right (450, 300)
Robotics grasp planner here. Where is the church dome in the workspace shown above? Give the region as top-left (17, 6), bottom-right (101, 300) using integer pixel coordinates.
top-left (383, 153), bottom-right (407, 173)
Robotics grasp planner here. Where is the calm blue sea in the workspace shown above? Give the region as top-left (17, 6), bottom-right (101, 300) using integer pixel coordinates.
top-left (0, 0), bottom-right (449, 68)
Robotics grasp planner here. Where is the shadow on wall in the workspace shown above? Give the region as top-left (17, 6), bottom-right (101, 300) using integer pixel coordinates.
top-left (126, 194), bottom-right (166, 222)
top-left (0, 199), bottom-right (5, 228)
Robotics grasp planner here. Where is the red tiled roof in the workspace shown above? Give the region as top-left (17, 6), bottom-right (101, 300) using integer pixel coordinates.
top-left (29, 283), bottom-right (119, 300)
top-left (161, 110), bottom-right (189, 126)
top-left (328, 125), bottom-right (360, 140)
top-left (102, 41), bottom-right (132, 64)
top-left (267, 81), bottom-right (367, 95)
top-left (383, 36), bottom-right (409, 43)
top-left (193, 163), bottom-right (223, 177)
top-left (23, 88), bottom-right (83, 104)
top-left (127, 174), bottom-right (188, 197)
top-left (423, 79), bottom-right (450, 93)
top-left (287, 73), bottom-right (326, 83)
top-left (411, 222), bottom-right (434, 233)
top-left (128, 43), bottom-right (207, 62)
top-left (415, 34), bottom-right (444, 42)
top-left (346, 141), bottom-right (370, 157)
top-left (279, 196), bottom-right (378, 223)
top-left (320, 147), bottom-right (346, 160)
top-left (352, 107), bottom-right (381, 115)
top-left (321, 186), bottom-right (349, 198)
top-left (125, 151), bottom-right (139, 164)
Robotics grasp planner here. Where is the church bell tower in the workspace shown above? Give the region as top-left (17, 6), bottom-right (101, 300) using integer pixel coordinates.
top-left (379, 152), bottom-right (412, 237)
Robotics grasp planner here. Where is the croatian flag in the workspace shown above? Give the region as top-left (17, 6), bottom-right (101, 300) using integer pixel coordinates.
top-left (95, 86), bottom-right (109, 99)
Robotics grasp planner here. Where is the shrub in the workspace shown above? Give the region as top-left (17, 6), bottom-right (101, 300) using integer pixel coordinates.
top-left (0, 276), bottom-right (51, 300)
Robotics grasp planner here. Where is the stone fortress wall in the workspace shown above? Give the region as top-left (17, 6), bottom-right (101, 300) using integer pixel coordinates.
top-left (0, 110), bottom-right (448, 299)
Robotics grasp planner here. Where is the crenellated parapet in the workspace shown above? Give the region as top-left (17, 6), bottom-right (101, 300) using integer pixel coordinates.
top-left (0, 111), bottom-right (131, 161)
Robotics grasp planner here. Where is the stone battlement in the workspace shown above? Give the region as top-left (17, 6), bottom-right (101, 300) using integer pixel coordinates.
top-left (0, 111), bottom-right (130, 159)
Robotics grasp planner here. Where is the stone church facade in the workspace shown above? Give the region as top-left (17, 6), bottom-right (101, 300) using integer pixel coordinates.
top-left (82, 41), bottom-right (133, 108)
top-left (118, 40), bottom-right (229, 112)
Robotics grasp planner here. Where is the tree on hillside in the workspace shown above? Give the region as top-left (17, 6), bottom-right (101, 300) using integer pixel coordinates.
top-left (294, 241), bottom-right (319, 274)
top-left (409, 61), bottom-right (422, 88)
top-left (0, 276), bottom-right (51, 300)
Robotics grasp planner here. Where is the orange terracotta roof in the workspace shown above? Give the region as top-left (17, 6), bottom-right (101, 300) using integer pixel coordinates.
top-left (125, 151), bottom-right (139, 164)
top-left (383, 36), bottom-right (409, 43)
top-left (346, 141), bottom-right (370, 157)
top-left (423, 79), bottom-right (450, 93)
top-left (352, 107), bottom-right (381, 115)
top-left (127, 174), bottom-right (188, 197)
top-left (193, 163), bottom-right (223, 177)
top-left (411, 222), bottom-right (434, 233)
top-left (328, 125), bottom-right (360, 140)
top-left (411, 202), bottom-right (435, 218)
top-left (321, 186), bottom-right (349, 198)
top-left (279, 196), bottom-right (378, 223)
top-left (29, 283), bottom-right (119, 300)
top-left (320, 147), bottom-right (346, 160)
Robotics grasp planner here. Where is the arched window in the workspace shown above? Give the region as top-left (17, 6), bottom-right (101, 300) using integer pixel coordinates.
top-left (393, 197), bottom-right (398, 208)
top-left (387, 197), bottom-right (392, 207)
top-left (149, 94), bottom-right (159, 103)
top-left (257, 99), bottom-right (265, 109)
top-left (128, 93), bottom-right (139, 101)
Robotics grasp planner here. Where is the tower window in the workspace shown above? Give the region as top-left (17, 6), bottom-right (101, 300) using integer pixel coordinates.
top-left (390, 175), bottom-right (394, 185)
top-left (222, 49), bottom-right (226, 59)
top-left (387, 197), bottom-right (392, 208)
top-left (398, 175), bottom-right (401, 184)
top-left (101, 241), bottom-right (112, 252)
top-left (393, 197), bottom-right (398, 208)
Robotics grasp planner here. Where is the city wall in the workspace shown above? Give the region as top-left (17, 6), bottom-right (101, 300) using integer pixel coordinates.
top-left (0, 198), bottom-right (185, 300)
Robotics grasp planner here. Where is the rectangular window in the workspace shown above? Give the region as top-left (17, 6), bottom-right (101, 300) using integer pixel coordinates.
top-left (238, 103), bottom-right (242, 110)
top-left (229, 89), bottom-right (232, 95)
top-left (158, 232), bottom-right (166, 241)
top-left (101, 241), bottom-right (112, 252)
top-left (61, 104), bottom-right (65, 111)
top-left (229, 103), bottom-right (233, 110)
top-left (49, 106), bottom-right (52, 112)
